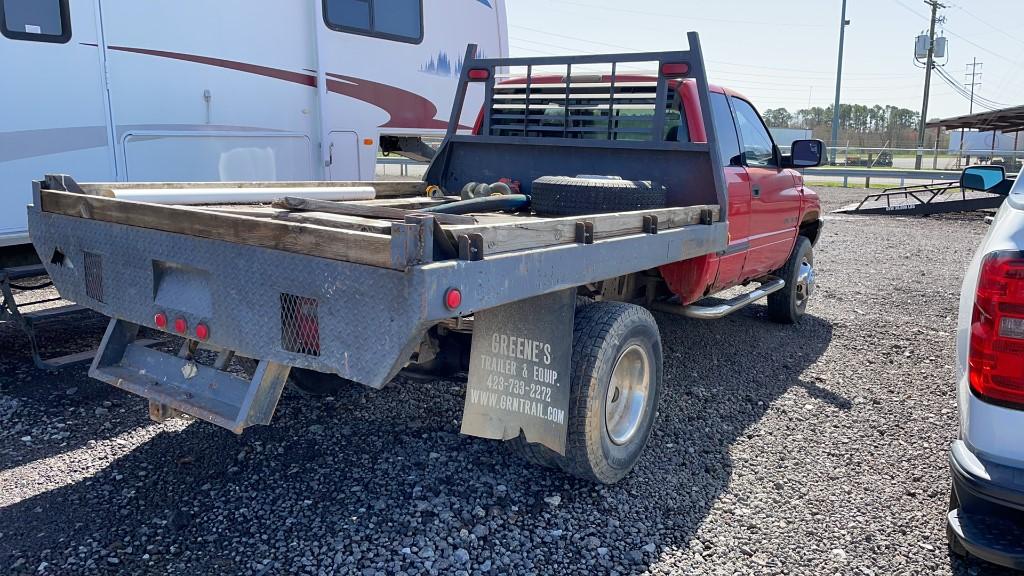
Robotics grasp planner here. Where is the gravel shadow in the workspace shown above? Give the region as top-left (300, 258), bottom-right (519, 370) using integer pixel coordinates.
top-left (0, 305), bottom-right (839, 575)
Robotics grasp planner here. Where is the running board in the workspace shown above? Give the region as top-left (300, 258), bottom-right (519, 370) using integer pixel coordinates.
top-left (90, 318), bottom-right (291, 433)
top-left (649, 277), bottom-right (785, 320)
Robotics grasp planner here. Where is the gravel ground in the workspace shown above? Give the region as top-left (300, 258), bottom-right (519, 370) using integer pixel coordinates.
top-left (0, 187), bottom-right (1015, 575)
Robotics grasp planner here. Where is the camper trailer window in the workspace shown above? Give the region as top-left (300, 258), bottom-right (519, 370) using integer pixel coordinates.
top-left (0, 0), bottom-right (70, 43)
top-left (323, 0), bottom-right (423, 44)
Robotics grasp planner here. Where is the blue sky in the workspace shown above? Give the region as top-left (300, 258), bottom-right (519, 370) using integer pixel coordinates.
top-left (505, 0), bottom-right (1023, 119)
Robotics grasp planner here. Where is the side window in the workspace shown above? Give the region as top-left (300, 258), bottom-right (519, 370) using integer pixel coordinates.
top-left (710, 93), bottom-right (741, 166)
top-left (0, 0), bottom-right (71, 43)
top-left (323, 0), bottom-right (423, 44)
top-left (731, 97), bottom-right (777, 168)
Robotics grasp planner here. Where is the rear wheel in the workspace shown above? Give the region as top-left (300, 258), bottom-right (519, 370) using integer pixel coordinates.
top-left (289, 368), bottom-right (359, 397)
top-left (767, 236), bottom-right (814, 324)
top-left (561, 301), bottom-right (663, 483)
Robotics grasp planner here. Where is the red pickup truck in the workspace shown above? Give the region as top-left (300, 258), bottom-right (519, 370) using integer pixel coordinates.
top-left (28, 36), bottom-right (823, 483)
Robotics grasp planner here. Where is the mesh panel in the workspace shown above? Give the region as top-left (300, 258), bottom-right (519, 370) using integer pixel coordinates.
top-left (83, 251), bottom-right (104, 302)
top-left (280, 293), bottom-right (320, 356)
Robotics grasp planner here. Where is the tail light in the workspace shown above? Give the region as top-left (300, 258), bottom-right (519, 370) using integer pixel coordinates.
top-left (968, 251), bottom-right (1024, 408)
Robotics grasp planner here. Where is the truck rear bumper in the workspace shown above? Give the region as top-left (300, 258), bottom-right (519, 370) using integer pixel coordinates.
top-left (948, 440), bottom-right (1024, 569)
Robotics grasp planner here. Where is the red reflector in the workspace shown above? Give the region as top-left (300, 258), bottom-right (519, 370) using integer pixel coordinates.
top-left (969, 251), bottom-right (1024, 408)
top-left (195, 323), bottom-right (210, 341)
top-left (445, 288), bottom-right (463, 310)
top-left (154, 312), bottom-right (167, 329)
top-left (661, 62), bottom-right (689, 76)
top-left (468, 68), bottom-right (490, 81)
top-left (173, 317), bottom-right (187, 335)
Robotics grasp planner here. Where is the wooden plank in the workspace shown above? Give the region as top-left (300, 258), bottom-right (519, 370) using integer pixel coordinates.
top-left (272, 211), bottom-right (393, 235)
top-left (347, 196), bottom-right (458, 208)
top-left (40, 190), bottom-right (399, 269)
top-left (273, 196), bottom-right (477, 226)
top-left (443, 205), bottom-right (718, 255)
top-left (80, 180), bottom-right (427, 198)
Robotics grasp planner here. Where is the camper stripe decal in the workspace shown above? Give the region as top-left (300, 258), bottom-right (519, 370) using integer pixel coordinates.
top-left (104, 46), bottom-right (464, 129)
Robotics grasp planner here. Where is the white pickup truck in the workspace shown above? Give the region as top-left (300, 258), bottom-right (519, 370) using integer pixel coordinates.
top-left (947, 165), bottom-right (1024, 568)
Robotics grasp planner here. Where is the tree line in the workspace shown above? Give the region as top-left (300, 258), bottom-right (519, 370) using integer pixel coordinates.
top-left (761, 104), bottom-right (943, 148)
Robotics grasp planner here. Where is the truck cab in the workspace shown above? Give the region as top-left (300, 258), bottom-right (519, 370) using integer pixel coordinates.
top-left (481, 73), bottom-right (823, 308)
top-left (663, 81), bottom-right (822, 305)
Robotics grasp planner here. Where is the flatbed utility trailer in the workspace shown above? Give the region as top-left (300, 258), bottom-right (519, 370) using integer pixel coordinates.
top-left (835, 165), bottom-right (1016, 216)
top-left (28, 33), bottom-right (823, 483)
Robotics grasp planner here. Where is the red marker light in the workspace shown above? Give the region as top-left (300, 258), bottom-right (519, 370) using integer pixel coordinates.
top-left (154, 312), bottom-right (167, 329)
top-left (468, 68), bottom-right (490, 81)
top-left (445, 288), bottom-right (463, 310)
top-left (660, 62), bottom-right (689, 77)
top-left (195, 323), bottom-right (210, 341)
top-left (173, 317), bottom-right (187, 334)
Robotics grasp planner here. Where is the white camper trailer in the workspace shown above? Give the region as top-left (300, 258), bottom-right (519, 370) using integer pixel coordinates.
top-left (0, 0), bottom-right (508, 250)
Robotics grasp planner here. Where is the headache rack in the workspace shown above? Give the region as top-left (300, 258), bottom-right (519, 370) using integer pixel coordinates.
top-left (429, 31), bottom-right (728, 221)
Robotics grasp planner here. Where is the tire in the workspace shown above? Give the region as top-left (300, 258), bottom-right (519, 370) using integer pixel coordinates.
top-left (508, 433), bottom-right (562, 469)
top-left (560, 301), bottom-right (663, 483)
top-left (530, 176), bottom-right (667, 217)
top-left (767, 236), bottom-right (814, 324)
top-left (288, 368), bottom-right (359, 397)
top-left (947, 483), bottom-right (969, 557)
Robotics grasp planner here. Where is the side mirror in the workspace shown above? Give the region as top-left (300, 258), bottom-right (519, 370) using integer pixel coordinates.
top-left (782, 139), bottom-right (824, 168)
top-left (961, 165), bottom-right (1006, 192)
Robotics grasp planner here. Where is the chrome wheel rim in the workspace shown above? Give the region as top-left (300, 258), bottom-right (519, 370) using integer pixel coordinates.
top-left (605, 344), bottom-right (651, 446)
top-left (795, 256), bottom-right (815, 309)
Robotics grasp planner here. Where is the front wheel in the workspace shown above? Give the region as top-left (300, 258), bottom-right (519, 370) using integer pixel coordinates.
top-left (767, 236), bottom-right (815, 324)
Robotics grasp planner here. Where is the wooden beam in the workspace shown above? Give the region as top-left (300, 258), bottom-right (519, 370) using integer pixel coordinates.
top-left (273, 196), bottom-right (476, 226)
top-left (443, 205), bottom-right (719, 255)
top-left (272, 211), bottom-right (393, 235)
top-left (40, 190), bottom-right (400, 269)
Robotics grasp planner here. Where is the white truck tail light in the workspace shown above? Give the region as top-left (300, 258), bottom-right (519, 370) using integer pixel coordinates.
top-left (969, 251), bottom-right (1024, 408)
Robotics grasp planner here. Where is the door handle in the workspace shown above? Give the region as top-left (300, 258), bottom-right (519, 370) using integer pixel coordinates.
top-left (752, 185), bottom-right (761, 198)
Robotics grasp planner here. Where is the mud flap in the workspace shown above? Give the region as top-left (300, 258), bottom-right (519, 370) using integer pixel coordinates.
top-left (460, 289), bottom-right (574, 454)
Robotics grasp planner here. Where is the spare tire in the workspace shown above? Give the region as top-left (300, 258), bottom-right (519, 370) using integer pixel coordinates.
top-left (530, 176), bottom-right (667, 216)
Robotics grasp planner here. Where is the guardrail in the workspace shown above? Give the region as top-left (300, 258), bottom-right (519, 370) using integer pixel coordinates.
top-left (801, 167), bottom-right (958, 187)
top-left (376, 157), bottom-right (1015, 189)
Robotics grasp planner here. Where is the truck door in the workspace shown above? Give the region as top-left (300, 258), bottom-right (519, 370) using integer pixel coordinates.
top-left (730, 97), bottom-right (801, 279)
top-left (707, 92), bottom-right (750, 291)
top-left (0, 0), bottom-right (113, 246)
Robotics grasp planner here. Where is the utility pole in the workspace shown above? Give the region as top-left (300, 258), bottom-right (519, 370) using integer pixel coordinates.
top-left (915, 0), bottom-right (946, 169)
top-left (960, 58), bottom-right (981, 166)
top-left (830, 0), bottom-right (850, 165)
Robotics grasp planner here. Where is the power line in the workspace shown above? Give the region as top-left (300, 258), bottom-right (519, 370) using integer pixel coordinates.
top-left (511, 26), bottom-right (907, 78)
top-left (893, 0), bottom-right (1018, 64)
top-left (952, 4), bottom-right (1024, 47)
top-left (542, 0), bottom-right (830, 29)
